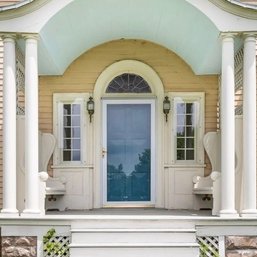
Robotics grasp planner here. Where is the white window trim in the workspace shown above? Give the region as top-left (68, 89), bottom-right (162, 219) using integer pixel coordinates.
top-left (53, 93), bottom-right (89, 167)
top-left (169, 92), bottom-right (205, 165)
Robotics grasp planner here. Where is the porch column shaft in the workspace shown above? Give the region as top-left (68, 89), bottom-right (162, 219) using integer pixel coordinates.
top-left (241, 34), bottom-right (257, 216)
top-left (22, 35), bottom-right (40, 214)
top-left (1, 35), bottom-right (18, 214)
top-left (220, 34), bottom-right (238, 217)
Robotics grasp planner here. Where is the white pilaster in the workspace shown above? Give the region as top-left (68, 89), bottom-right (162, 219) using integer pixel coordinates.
top-left (1, 35), bottom-right (18, 215)
top-left (22, 34), bottom-right (41, 215)
top-left (241, 34), bottom-right (257, 217)
top-left (219, 33), bottom-right (238, 217)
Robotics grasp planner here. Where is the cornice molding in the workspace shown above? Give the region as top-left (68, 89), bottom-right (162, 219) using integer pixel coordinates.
top-left (0, 0), bottom-right (34, 11)
top-left (209, 0), bottom-right (257, 19)
top-left (0, 0), bottom-right (257, 22)
top-left (0, 0), bottom-right (51, 20)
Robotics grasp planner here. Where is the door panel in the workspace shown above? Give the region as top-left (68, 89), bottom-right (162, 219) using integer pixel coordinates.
top-left (103, 100), bottom-right (154, 204)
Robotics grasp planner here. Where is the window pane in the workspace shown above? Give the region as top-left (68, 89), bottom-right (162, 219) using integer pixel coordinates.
top-left (72, 139), bottom-right (81, 150)
top-left (72, 104), bottom-right (81, 115)
top-left (186, 103), bottom-right (194, 114)
top-left (72, 151), bottom-right (81, 161)
top-left (63, 151), bottom-right (71, 161)
top-left (177, 103), bottom-right (185, 114)
top-left (72, 116), bottom-right (80, 126)
top-left (177, 138), bottom-right (185, 148)
top-left (186, 150), bottom-right (194, 160)
top-left (177, 150), bottom-right (185, 160)
top-left (186, 138), bottom-right (194, 148)
top-left (63, 139), bottom-right (71, 149)
top-left (60, 100), bottom-right (82, 163)
top-left (177, 126), bottom-right (185, 137)
top-left (63, 104), bottom-right (71, 115)
top-left (186, 127), bottom-right (194, 137)
top-left (63, 116), bottom-right (71, 126)
top-left (72, 127), bottom-right (80, 138)
top-left (64, 128), bottom-right (71, 138)
top-left (106, 73), bottom-right (151, 93)
top-left (186, 115), bottom-right (193, 125)
top-left (177, 115), bottom-right (185, 126)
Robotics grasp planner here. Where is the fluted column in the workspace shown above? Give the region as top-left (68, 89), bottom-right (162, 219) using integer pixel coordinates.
top-left (219, 33), bottom-right (238, 217)
top-left (241, 33), bottom-right (257, 217)
top-left (22, 34), bottom-right (41, 215)
top-left (1, 35), bottom-right (18, 215)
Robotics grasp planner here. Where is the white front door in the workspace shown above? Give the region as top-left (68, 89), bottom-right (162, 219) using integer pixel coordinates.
top-left (102, 99), bottom-right (155, 206)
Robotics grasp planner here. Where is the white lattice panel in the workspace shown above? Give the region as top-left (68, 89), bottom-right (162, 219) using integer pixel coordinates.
top-left (197, 236), bottom-right (219, 257)
top-left (234, 47), bottom-right (244, 92)
top-left (16, 44), bottom-right (25, 115)
top-left (234, 47), bottom-right (244, 115)
top-left (44, 236), bottom-right (70, 257)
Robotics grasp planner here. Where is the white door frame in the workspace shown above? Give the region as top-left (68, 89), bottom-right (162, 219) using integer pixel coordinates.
top-left (102, 99), bottom-right (156, 207)
top-left (93, 60), bottom-right (164, 209)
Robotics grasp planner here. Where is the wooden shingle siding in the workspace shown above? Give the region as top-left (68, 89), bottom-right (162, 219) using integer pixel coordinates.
top-left (39, 40), bottom-right (219, 176)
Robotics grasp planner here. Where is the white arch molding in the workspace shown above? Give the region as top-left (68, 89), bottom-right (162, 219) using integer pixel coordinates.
top-left (93, 60), bottom-right (165, 208)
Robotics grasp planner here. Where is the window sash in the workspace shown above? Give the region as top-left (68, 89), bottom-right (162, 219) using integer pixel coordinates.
top-left (170, 93), bottom-right (204, 165)
top-left (53, 93), bottom-right (88, 166)
top-left (60, 102), bottom-right (83, 163)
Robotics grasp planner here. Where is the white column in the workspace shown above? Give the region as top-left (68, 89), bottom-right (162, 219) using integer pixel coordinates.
top-left (241, 34), bottom-right (257, 217)
top-left (220, 34), bottom-right (238, 217)
top-left (1, 35), bottom-right (18, 215)
top-left (22, 35), bottom-right (41, 215)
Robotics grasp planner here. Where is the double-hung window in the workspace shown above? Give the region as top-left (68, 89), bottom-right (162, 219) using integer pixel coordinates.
top-left (62, 103), bottom-right (81, 162)
top-left (53, 93), bottom-right (87, 166)
top-left (170, 92), bottom-right (204, 164)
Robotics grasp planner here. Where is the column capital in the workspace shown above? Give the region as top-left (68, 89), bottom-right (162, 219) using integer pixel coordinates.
top-left (242, 31), bottom-right (257, 37)
top-left (220, 32), bottom-right (238, 40)
top-left (243, 32), bottom-right (257, 43)
top-left (22, 33), bottom-right (39, 41)
top-left (1, 33), bottom-right (16, 41)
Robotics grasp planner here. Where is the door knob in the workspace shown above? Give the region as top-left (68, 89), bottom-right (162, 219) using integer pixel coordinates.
top-left (102, 148), bottom-right (107, 158)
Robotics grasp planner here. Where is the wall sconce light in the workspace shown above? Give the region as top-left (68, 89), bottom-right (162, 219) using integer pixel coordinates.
top-left (87, 96), bottom-right (94, 123)
top-left (163, 96), bottom-right (171, 122)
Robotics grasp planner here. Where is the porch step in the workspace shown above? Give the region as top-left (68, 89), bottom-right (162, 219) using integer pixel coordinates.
top-left (69, 217), bottom-right (199, 257)
top-left (71, 228), bottom-right (196, 244)
top-left (69, 243), bottom-right (199, 257)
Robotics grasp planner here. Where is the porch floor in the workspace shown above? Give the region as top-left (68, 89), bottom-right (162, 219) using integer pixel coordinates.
top-left (46, 208), bottom-right (212, 217)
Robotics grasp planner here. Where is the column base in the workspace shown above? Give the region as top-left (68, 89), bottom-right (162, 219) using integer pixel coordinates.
top-left (0, 208), bottom-right (19, 217)
top-left (240, 209), bottom-right (257, 217)
top-left (219, 209), bottom-right (239, 218)
top-left (21, 209), bottom-right (42, 217)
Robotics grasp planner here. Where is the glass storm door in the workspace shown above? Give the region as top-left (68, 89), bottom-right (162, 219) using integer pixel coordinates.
top-left (102, 100), bottom-right (155, 205)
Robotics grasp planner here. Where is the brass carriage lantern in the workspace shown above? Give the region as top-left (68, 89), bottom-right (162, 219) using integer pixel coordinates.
top-left (163, 96), bottom-right (171, 122)
top-left (87, 96), bottom-right (94, 122)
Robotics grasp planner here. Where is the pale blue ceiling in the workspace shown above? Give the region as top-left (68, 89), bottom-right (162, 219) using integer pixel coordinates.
top-left (39, 0), bottom-right (222, 75)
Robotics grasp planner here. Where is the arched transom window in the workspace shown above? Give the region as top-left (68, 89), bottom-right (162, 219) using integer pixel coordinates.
top-left (106, 73), bottom-right (152, 93)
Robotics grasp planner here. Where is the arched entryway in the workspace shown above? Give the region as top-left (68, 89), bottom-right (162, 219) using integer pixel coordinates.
top-left (93, 60), bottom-right (164, 208)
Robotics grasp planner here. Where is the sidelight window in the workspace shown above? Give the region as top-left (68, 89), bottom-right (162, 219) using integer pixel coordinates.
top-left (170, 93), bottom-right (205, 164)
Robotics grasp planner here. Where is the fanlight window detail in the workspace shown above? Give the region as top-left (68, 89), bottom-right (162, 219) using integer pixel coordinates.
top-left (106, 73), bottom-right (152, 93)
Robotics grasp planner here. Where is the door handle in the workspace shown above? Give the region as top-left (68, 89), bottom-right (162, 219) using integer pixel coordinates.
top-left (102, 148), bottom-right (107, 158)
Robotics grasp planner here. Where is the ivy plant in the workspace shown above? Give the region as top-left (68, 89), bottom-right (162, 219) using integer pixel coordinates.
top-left (43, 228), bottom-right (68, 257)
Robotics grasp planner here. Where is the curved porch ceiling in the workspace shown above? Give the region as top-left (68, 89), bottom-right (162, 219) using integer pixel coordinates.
top-left (39, 0), bottom-right (221, 75)
top-left (1, 0), bottom-right (257, 75)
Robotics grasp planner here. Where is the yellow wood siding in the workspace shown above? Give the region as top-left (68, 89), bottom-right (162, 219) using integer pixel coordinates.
top-left (39, 40), bottom-right (219, 176)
